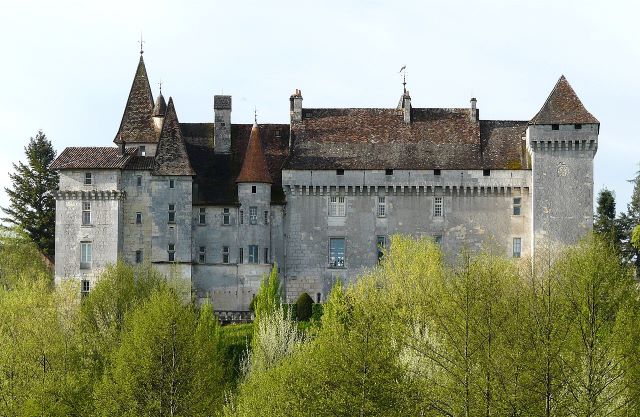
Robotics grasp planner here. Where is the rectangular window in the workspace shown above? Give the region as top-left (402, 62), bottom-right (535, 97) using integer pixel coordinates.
top-left (264, 247), bottom-right (269, 264)
top-left (552, 124), bottom-right (559, 130)
top-left (483, 169), bottom-right (491, 176)
top-left (169, 179), bottom-right (175, 189)
top-left (336, 169), bottom-right (344, 175)
top-left (434, 197), bottom-right (443, 217)
top-left (168, 204), bottom-right (175, 223)
top-left (239, 247), bottom-right (244, 264)
top-left (377, 196), bottom-right (386, 217)
top-left (385, 169), bottom-right (393, 175)
top-left (434, 169), bottom-right (441, 176)
top-left (223, 208), bottom-right (230, 225)
top-left (252, 185), bottom-right (257, 194)
top-left (434, 235), bottom-right (443, 245)
top-left (136, 212), bottom-right (142, 224)
top-left (329, 238), bottom-right (345, 268)
top-left (136, 175), bottom-right (142, 186)
top-left (199, 207), bottom-right (206, 225)
top-left (223, 246), bottom-right (229, 264)
top-left (264, 211), bottom-right (269, 225)
top-left (316, 293), bottom-right (321, 303)
top-left (240, 210), bottom-right (244, 225)
top-left (139, 145), bottom-right (146, 156)
top-left (82, 202), bottom-right (91, 225)
top-left (81, 279), bottom-right (90, 296)
top-left (198, 246), bottom-right (206, 263)
top-left (575, 123), bottom-right (582, 130)
top-left (377, 235), bottom-right (386, 264)
top-left (329, 196), bottom-right (346, 217)
top-left (513, 197), bottom-right (522, 216)
top-left (513, 238), bottom-right (522, 258)
top-left (135, 250), bottom-right (143, 264)
top-left (168, 243), bottom-right (175, 262)
top-left (249, 207), bottom-right (258, 225)
top-left (84, 172), bottom-right (92, 185)
top-left (80, 242), bottom-right (92, 269)
top-left (249, 245), bottom-right (258, 264)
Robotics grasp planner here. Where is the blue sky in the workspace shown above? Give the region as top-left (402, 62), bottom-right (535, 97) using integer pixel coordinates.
top-left (0, 0), bottom-right (638, 214)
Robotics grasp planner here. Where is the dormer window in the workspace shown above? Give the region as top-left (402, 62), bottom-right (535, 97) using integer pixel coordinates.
top-left (275, 128), bottom-right (281, 138)
top-left (84, 172), bottom-right (92, 185)
top-left (552, 124), bottom-right (559, 130)
top-left (139, 145), bottom-right (146, 156)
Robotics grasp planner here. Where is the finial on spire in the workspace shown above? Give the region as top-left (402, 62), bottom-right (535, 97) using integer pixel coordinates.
top-left (138, 33), bottom-right (145, 55)
top-left (398, 65), bottom-right (407, 94)
top-left (254, 107), bottom-right (258, 126)
top-left (158, 80), bottom-right (162, 95)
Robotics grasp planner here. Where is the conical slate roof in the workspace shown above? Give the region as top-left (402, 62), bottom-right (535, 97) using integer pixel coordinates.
top-left (114, 56), bottom-right (157, 143)
top-left (153, 97), bottom-right (195, 176)
top-left (154, 93), bottom-right (167, 117)
top-left (236, 122), bottom-right (272, 183)
top-left (529, 75), bottom-right (599, 125)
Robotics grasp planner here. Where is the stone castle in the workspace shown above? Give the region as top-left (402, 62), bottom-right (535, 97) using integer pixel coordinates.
top-left (51, 53), bottom-right (599, 310)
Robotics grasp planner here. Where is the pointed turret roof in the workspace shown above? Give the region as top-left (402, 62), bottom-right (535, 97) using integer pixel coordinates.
top-left (236, 122), bottom-right (272, 183)
top-left (530, 75), bottom-right (599, 125)
top-left (154, 92), bottom-right (167, 117)
top-left (153, 97), bottom-right (195, 176)
top-left (114, 56), bottom-right (157, 143)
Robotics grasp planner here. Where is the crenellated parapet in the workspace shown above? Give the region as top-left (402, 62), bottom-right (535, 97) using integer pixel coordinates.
top-left (53, 190), bottom-right (126, 200)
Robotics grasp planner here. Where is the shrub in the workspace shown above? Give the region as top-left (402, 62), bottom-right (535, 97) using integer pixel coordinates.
top-left (295, 292), bottom-right (314, 321)
top-left (311, 303), bottom-right (324, 322)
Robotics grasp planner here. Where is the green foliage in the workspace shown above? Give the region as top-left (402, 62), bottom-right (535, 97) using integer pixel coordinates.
top-left (219, 324), bottom-right (253, 386)
top-left (1, 131), bottom-right (58, 257)
top-left (632, 224), bottom-right (640, 251)
top-left (619, 166), bottom-right (640, 274)
top-left (0, 228), bottom-right (52, 289)
top-left (253, 263), bottom-right (281, 326)
top-left (311, 303), bottom-right (324, 322)
top-left (295, 292), bottom-right (314, 321)
top-left (594, 188), bottom-right (622, 249)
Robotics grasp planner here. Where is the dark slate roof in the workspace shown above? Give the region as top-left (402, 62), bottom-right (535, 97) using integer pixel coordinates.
top-left (236, 123), bottom-right (273, 184)
top-left (114, 56), bottom-right (158, 144)
top-left (153, 93), bottom-right (167, 117)
top-left (153, 98), bottom-right (195, 176)
top-left (124, 155), bottom-right (155, 170)
top-left (285, 108), bottom-right (527, 170)
top-left (530, 75), bottom-right (599, 125)
top-left (183, 123), bottom-right (290, 205)
top-left (51, 147), bottom-right (135, 170)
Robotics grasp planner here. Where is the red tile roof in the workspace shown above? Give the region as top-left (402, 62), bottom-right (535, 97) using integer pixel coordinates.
top-left (236, 123), bottom-right (273, 183)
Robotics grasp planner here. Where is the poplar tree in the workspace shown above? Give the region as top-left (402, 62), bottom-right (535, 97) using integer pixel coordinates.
top-left (1, 131), bottom-right (58, 257)
top-left (619, 167), bottom-right (640, 274)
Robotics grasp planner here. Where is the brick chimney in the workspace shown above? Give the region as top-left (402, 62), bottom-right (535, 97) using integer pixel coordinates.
top-left (470, 97), bottom-right (478, 121)
top-left (214, 95), bottom-right (232, 154)
top-left (290, 89), bottom-right (303, 123)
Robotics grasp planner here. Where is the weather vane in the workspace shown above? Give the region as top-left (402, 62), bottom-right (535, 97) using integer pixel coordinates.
top-left (158, 80), bottom-right (162, 94)
top-left (399, 65), bottom-right (407, 93)
top-left (138, 33), bottom-right (145, 55)
top-left (254, 107), bottom-right (258, 124)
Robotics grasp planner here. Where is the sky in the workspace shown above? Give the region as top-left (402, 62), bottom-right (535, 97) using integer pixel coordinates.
top-left (0, 0), bottom-right (638, 215)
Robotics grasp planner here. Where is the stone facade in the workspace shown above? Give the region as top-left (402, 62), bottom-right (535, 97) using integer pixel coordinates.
top-left (51, 57), bottom-right (599, 309)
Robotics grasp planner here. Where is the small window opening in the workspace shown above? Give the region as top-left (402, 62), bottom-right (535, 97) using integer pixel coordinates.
top-left (316, 293), bottom-right (321, 303)
top-left (551, 124), bottom-right (559, 130)
top-left (575, 124), bottom-right (582, 130)
top-left (336, 169), bottom-right (344, 176)
top-left (169, 179), bottom-right (175, 189)
top-left (434, 169), bottom-right (441, 176)
top-left (385, 169), bottom-right (393, 175)
top-left (251, 185), bottom-right (257, 193)
top-left (139, 145), bottom-right (146, 156)
top-left (483, 169), bottom-right (491, 176)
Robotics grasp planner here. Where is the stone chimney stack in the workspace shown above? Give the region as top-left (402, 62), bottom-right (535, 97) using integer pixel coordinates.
top-left (214, 95), bottom-right (232, 154)
top-left (290, 89), bottom-right (303, 123)
top-left (401, 92), bottom-right (411, 124)
top-left (470, 97), bottom-right (478, 121)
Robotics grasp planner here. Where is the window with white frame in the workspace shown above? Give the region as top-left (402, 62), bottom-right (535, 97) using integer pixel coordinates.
top-left (249, 207), bottom-right (257, 225)
top-left (168, 204), bottom-right (176, 223)
top-left (84, 172), bottom-right (92, 185)
top-left (198, 246), bottom-right (206, 263)
top-left (223, 208), bottom-right (230, 225)
top-left (199, 207), bottom-right (206, 225)
top-left (80, 242), bottom-right (92, 269)
top-left (223, 246), bottom-right (229, 264)
top-left (139, 145), bottom-right (146, 156)
top-left (136, 212), bottom-right (142, 224)
top-left (377, 196), bottom-right (386, 217)
top-left (168, 243), bottom-right (175, 262)
top-left (513, 197), bottom-right (522, 216)
top-left (248, 245), bottom-right (258, 263)
top-left (81, 279), bottom-right (90, 296)
top-left (135, 249), bottom-right (143, 264)
top-left (434, 197), bottom-right (443, 217)
top-left (329, 238), bottom-right (345, 268)
top-left (377, 235), bottom-right (386, 264)
top-left (82, 202), bottom-right (91, 225)
top-left (329, 196), bottom-right (346, 217)
top-left (513, 238), bottom-right (522, 258)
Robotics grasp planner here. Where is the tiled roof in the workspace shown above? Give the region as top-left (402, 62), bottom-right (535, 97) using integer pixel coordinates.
top-left (124, 155), bottom-right (155, 170)
top-left (153, 98), bottom-right (195, 176)
top-left (183, 123), bottom-right (290, 205)
top-left (153, 93), bottom-right (167, 117)
top-left (285, 108), bottom-right (527, 170)
top-left (114, 56), bottom-right (158, 144)
top-left (530, 75), bottom-right (599, 125)
top-left (236, 123), bottom-right (272, 184)
top-left (51, 147), bottom-right (135, 170)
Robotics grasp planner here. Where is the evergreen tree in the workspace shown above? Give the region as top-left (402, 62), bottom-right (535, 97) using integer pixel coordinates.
top-left (1, 131), bottom-right (58, 257)
top-left (594, 188), bottom-right (621, 248)
top-left (619, 166), bottom-right (640, 274)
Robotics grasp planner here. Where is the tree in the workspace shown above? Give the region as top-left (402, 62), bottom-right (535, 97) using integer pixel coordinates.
top-left (619, 166), bottom-right (640, 274)
top-left (1, 130), bottom-right (58, 257)
top-left (594, 188), bottom-right (621, 249)
top-left (253, 264), bottom-right (281, 326)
